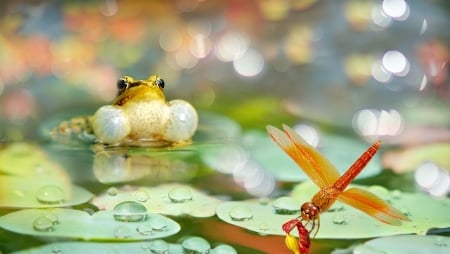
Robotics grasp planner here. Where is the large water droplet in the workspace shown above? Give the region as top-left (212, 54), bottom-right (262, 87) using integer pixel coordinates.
top-left (182, 236), bottom-right (211, 254)
top-left (211, 244), bottom-right (238, 254)
top-left (332, 214), bottom-right (347, 225)
top-left (33, 216), bottom-right (54, 232)
top-left (229, 206), bottom-right (253, 221)
top-left (36, 185), bottom-right (65, 204)
top-left (113, 225), bottom-right (131, 239)
top-left (113, 201), bottom-right (147, 222)
top-left (134, 190), bottom-right (149, 203)
top-left (272, 196), bottom-right (300, 215)
top-left (146, 240), bottom-right (169, 254)
top-left (168, 186), bottom-right (193, 203)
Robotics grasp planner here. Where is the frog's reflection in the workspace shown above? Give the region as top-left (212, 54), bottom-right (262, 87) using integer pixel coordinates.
top-left (93, 149), bottom-right (198, 184)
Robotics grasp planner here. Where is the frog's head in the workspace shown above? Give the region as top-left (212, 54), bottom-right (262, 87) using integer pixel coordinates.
top-left (113, 75), bottom-right (166, 106)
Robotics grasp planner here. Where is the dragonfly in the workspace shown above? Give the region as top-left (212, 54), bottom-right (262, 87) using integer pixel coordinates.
top-left (267, 125), bottom-right (410, 251)
top-left (283, 219), bottom-right (310, 254)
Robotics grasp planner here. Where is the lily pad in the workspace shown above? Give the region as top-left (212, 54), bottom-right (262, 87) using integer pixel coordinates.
top-left (12, 237), bottom-right (238, 254)
top-left (92, 184), bottom-right (222, 218)
top-left (204, 130), bottom-right (381, 182)
top-left (353, 235), bottom-right (450, 254)
top-left (0, 207), bottom-right (180, 241)
top-left (0, 143), bottom-right (93, 208)
top-left (216, 182), bottom-right (450, 238)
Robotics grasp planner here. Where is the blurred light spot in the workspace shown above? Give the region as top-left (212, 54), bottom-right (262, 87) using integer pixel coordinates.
top-left (382, 0), bottom-right (410, 20)
top-left (344, 0), bottom-right (373, 31)
top-left (258, 0), bottom-right (289, 21)
top-left (175, 50), bottom-right (198, 69)
top-left (216, 32), bottom-right (249, 62)
top-left (100, 0), bottom-right (118, 16)
top-left (0, 88), bottom-right (35, 121)
top-left (419, 75), bottom-right (428, 91)
top-left (284, 26), bottom-right (313, 64)
top-left (382, 50), bottom-right (410, 76)
top-left (190, 34), bottom-right (211, 59)
top-left (371, 4), bottom-right (392, 28)
top-left (203, 145), bottom-right (249, 174)
top-left (415, 162), bottom-right (450, 197)
top-left (159, 28), bottom-right (183, 52)
top-left (371, 60), bottom-right (392, 83)
top-left (293, 123), bottom-right (320, 147)
top-left (353, 109), bottom-right (404, 137)
top-left (187, 20), bottom-right (212, 37)
top-left (420, 19), bottom-right (428, 35)
top-left (234, 160), bottom-right (275, 197)
top-left (233, 48), bottom-right (264, 77)
top-left (344, 53), bottom-right (373, 85)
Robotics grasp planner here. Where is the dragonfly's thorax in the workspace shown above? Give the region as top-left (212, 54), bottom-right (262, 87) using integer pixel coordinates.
top-left (310, 186), bottom-right (340, 213)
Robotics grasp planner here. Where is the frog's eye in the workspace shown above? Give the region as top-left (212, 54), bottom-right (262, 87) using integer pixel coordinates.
top-left (156, 78), bottom-right (165, 89)
top-left (117, 78), bottom-right (129, 91)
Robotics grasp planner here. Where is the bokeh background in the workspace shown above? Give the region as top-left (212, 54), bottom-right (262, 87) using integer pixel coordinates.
top-left (1, 0), bottom-right (448, 141)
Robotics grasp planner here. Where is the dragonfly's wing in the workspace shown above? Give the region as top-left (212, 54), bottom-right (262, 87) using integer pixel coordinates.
top-left (338, 187), bottom-right (410, 225)
top-left (266, 125), bottom-right (340, 188)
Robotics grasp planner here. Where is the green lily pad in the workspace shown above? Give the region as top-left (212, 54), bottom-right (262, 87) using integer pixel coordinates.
top-left (92, 184), bottom-right (222, 218)
top-left (204, 130), bottom-right (381, 182)
top-left (216, 182), bottom-right (450, 239)
top-left (12, 237), bottom-right (238, 254)
top-left (0, 143), bottom-right (93, 208)
top-left (0, 207), bottom-right (180, 241)
top-left (353, 235), bottom-right (450, 254)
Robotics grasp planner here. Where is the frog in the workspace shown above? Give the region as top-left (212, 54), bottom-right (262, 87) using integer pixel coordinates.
top-left (51, 75), bottom-right (198, 146)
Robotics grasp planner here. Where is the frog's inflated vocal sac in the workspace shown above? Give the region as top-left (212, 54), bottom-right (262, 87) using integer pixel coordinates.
top-left (56, 75), bottom-right (198, 146)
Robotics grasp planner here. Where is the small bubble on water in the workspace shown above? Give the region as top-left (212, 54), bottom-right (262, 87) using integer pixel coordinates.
top-left (136, 223), bottom-right (153, 235)
top-left (32, 216), bottom-right (54, 232)
top-left (229, 206), bottom-right (253, 221)
top-left (332, 214), bottom-right (347, 225)
top-left (168, 186), bottom-right (193, 203)
top-left (182, 236), bottom-right (211, 254)
top-left (114, 225), bottom-right (131, 239)
top-left (113, 201), bottom-right (147, 222)
top-left (272, 196), bottom-right (300, 215)
top-left (211, 244), bottom-right (238, 254)
top-left (134, 190), bottom-right (149, 203)
top-left (149, 217), bottom-right (167, 232)
top-left (36, 185), bottom-right (65, 204)
top-left (107, 187), bottom-right (118, 196)
top-left (147, 239), bottom-right (169, 254)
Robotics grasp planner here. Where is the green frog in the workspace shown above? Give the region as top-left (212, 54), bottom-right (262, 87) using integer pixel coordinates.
top-left (52, 75), bottom-right (198, 146)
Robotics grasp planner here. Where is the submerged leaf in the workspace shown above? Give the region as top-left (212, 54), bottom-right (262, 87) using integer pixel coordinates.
top-left (92, 184), bottom-right (222, 218)
top-left (0, 208), bottom-right (180, 240)
top-left (216, 182), bottom-right (450, 238)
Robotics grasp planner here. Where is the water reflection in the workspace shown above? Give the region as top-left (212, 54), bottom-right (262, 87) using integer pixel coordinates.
top-left (93, 149), bottom-right (198, 184)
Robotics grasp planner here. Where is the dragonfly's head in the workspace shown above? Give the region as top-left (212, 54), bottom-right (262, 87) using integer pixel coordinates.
top-left (300, 202), bottom-right (320, 221)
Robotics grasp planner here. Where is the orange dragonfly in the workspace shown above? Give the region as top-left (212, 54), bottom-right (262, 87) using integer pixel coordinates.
top-left (282, 218), bottom-right (310, 254)
top-left (267, 125), bottom-right (410, 239)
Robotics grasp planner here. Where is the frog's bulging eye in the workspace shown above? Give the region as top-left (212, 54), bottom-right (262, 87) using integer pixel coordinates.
top-left (156, 78), bottom-right (165, 89)
top-left (117, 78), bottom-right (129, 91)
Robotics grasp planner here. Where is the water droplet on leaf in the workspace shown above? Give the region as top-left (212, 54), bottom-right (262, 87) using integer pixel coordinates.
top-left (182, 236), bottom-right (211, 254)
top-left (149, 217), bottom-right (167, 232)
top-left (136, 223), bottom-right (153, 235)
top-left (45, 213), bottom-right (59, 225)
top-left (32, 216), bottom-right (54, 232)
top-left (272, 196), bottom-right (300, 215)
top-left (168, 186), bottom-right (193, 203)
top-left (107, 187), bottom-right (118, 196)
top-left (135, 190), bottom-right (149, 202)
top-left (435, 236), bottom-right (447, 247)
top-left (36, 185), bottom-right (65, 204)
top-left (332, 214), bottom-right (347, 225)
top-left (113, 201), bottom-right (147, 222)
top-left (211, 244), bottom-right (238, 254)
top-left (147, 239), bottom-right (169, 254)
top-left (229, 206), bottom-right (253, 221)
top-left (114, 225), bottom-right (131, 239)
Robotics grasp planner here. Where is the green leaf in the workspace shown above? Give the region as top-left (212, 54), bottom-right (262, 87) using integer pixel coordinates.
top-left (0, 207), bottom-right (180, 241)
top-left (216, 182), bottom-right (450, 239)
top-left (92, 184), bottom-right (222, 218)
top-left (354, 235), bottom-right (450, 254)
